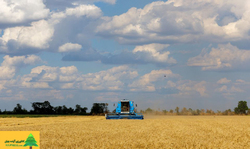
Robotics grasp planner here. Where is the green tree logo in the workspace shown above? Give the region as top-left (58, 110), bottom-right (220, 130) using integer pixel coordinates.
top-left (23, 133), bottom-right (38, 149)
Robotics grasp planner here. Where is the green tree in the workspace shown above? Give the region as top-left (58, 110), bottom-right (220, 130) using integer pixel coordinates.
top-left (234, 107), bottom-right (239, 114)
top-left (200, 109), bottom-right (205, 115)
top-left (235, 101), bottom-right (248, 115)
top-left (188, 108), bottom-right (193, 115)
top-left (31, 101), bottom-right (53, 114)
top-left (175, 107), bottom-right (179, 115)
top-left (195, 109), bottom-right (201, 115)
top-left (74, 104), bottom-right (88, 115)
top-left (145, 108), bottom-right (153, 114)
top-left (181, 107), bottom-right (188, 115)
top-left (54, 106), bottom-right (63, 114)
top-left (162, 110), bottom-right (168, 115)
top-left (74, 104), bottom-right (81, 114)
top-left (90, 103), bottom-right (108, 115)
top-left (62, 105), bottom-right (68, 114)
top-left (216, 110), bottom-right (221, 115)
top-left (13, 104), bottom-right (22, 114)
top-left (13, 103), bottom-right (28, 114)
top-left (68, 107), bottom-right (74, 115)
top-left (23, 133), bottom-right (38, 149)
top-left (222, 109), bottom-right (232, 115)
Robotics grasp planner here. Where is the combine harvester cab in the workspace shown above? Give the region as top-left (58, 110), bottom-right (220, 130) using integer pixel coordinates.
top-left (105, 99), bottom-right (144, 120)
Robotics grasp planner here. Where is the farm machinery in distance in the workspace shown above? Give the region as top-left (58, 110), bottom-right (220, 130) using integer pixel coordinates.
top-left (105, 99), bottom-right (144, 120)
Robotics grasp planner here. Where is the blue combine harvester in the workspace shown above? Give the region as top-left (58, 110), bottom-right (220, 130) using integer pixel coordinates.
top-left (105, 99), bottom-right (144, 120)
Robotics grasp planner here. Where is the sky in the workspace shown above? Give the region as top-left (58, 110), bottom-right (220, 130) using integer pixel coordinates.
top-left (1, 0), bottom-right (250, 112)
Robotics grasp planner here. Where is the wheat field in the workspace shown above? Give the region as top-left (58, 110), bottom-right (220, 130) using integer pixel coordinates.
top-left (0, 116), bottom-right (250, 149)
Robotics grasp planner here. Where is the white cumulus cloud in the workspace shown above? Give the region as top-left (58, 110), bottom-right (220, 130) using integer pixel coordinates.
top-left (217, 78), bottom-right (231, 84)
top-left (21, 65), bottom-right (138, 91)
top-left (187, 43), bottom-right (250, 71)
top-left (96, 0), bottom-right (250, 44)
top-left (129, 69), bottom-right (180, 92)
top-left (132, 43), bottom-right (176, 64)
top-left (0, 0), bottom-right (49, 25)
top-left (0, 55), bottom-right (42, 79)
top-left (176, 81), bottom-right (207, 97)
top-left (1, 20), bottom-right (54, 49)
top-left (58, 43), bottom-right (82, 52)
top-left (81, 65), bottom-right (138, 91)
top-left (216, 85), bottom-right (244, 93)
top-left (65, 5), bottom-right (102, 18)
top-left (44, 0), bottom-right (116, 11)
top-left (0, 4), bottom-right (103, 55)
top-left (63, 43), bottom-right (176, 66)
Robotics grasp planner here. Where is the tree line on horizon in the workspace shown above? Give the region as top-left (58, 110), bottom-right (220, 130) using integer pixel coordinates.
top-left (0, 101), bottom-right (108, 115)
top-left (141, 101), bottom-right (249, 115)
top-left (0, 100), bottom-right (249, 115)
